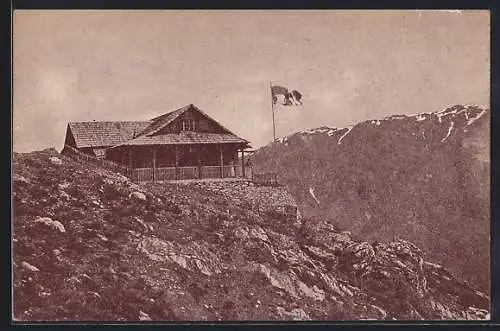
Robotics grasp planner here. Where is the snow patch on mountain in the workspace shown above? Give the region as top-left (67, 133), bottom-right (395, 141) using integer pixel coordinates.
top-left (301, 127), bottom-right (341, 136)
top-left (309, 187), bottom-right (320, 205)
top-left (386, 115), bottom-right (408, 120)
top-left (467, 110), bottom-right (487, 127)
top-left (277, 136), bottom-right (289, 144)
top-left (338, 126), bottom-right (353, 145)
top-left (275, 105), bottom-right (488, 147)
top-left (327, 128), bottom-right (342, 136)
top-left (431, 105), bottom-right (487, 125)
top-left (302, 128), bottom-right (319, 135)
top-left (441, 121), bottom-right (455, 142)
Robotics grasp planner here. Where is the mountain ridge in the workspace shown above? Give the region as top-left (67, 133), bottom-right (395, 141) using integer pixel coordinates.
top-left (277, 104), bottom-right (488, 145)
top-left (251, 104), bottom-right (490, 294)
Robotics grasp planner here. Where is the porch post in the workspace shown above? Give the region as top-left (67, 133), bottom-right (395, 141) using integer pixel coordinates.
top-left (128, 147), bottom-right (133, 180)
top-left (219, 144), bottom-right (224, 178)
top-left (175, 145), bottom-right (179, 180)
top-left (198, 145), bottom-right (202, 179)
top-left (152, 146), bottom-right (156, 182)
top-left (241, 149), bottom-right (245, 179)
top-left (128, 147), bottom-right (132, 168)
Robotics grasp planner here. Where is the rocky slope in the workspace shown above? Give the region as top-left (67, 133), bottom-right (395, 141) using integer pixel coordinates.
top-left (12, 148), bottom-right (489, 321)
top-left (251, 104), bottom-right (490, 295)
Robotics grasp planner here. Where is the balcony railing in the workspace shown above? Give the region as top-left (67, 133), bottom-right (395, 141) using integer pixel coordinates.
top-left (62, 144), bottom-right (268, 184)
top-left (61, 144), bottom-right (130, 176)
top-left (129, 165), bottom-right (252, 182)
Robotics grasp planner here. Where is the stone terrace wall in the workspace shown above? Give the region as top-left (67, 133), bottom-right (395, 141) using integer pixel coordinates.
top-left (189, 181), bottom-right (299, 222)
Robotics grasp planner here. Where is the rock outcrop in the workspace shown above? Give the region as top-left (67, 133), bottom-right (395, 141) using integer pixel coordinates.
top-left (12, 148), bottom-right (489, 321)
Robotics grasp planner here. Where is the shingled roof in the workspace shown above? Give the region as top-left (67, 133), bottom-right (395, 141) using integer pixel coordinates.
top-left (68, 121), bottom-right (151, 148)
top-left (67, 104), bottom-right (250, 149)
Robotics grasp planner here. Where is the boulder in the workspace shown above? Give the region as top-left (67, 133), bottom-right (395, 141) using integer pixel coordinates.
top-left (13, 174), bottom-right (30, 184)
top-left (249, 226), bottom-right (270, 242)
top-left (129, 191), bottom-right (146, 201)
top-left (139, 310), bottom-right (152, 321)
top-left (465, 306), bottom-right (489, 320)
top-left (134, 217), bottom-right (149, 230)
top-left (96, 234), bottom-right (109, 242)
top-left (33, 217), bottom-right (66, 233)
top-left (234, 227), bottom-right (249, 240)
top-left (102, 178), bottom-right (114, 185)
top-left (276, 306), bottom-right (311, 320)
top-left (137, 237), bottom-right (222, 276)
top-left (59, 191), bottom-right (71, 201)
top-left (251, 263), bottom-right (299, 298)
top-left (58, 182), bottom-right (70, 190)
top-left (21, 261), bottom-right (40, 272)
top-left (49, 157), bottom-right (62, 165)
top-left (298, 282), bottom-right (325, 301)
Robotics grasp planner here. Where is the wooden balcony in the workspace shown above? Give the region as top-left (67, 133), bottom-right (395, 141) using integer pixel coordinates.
top-left (128, 165), bottom-right (253, 182)
top-left (62, 144), bottom-right (276, 184)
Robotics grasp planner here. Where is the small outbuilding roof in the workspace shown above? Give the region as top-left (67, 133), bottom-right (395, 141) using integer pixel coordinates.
top-left (68, 121), bottom-right (151, 148)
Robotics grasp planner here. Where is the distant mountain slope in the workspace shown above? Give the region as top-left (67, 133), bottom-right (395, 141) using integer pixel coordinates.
top-left (251, 105), bottom-right (490, 293)
top-left (12, 148), bottom-right (488, 321)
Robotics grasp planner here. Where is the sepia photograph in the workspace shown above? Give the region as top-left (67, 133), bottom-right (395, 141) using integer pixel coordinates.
top-left (12, 10), bottom-right (490, 321)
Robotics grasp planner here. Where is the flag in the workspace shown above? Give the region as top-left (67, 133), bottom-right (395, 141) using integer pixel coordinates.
top-left (271, 84), bottom-right (303, 106)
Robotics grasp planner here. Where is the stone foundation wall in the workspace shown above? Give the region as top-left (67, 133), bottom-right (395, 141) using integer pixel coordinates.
top-left (191, 181), bottom-right (299, 222)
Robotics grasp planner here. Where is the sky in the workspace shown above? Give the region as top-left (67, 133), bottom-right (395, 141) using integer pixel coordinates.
top-left (13, 10), bottom-right (489, 152)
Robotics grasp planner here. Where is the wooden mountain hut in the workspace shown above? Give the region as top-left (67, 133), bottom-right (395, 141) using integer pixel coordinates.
top-left (62, 104), bottom-right (252, 181)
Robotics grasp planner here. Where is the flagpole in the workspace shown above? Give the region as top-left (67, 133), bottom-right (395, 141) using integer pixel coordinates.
top-left (270, 80), bottom-right (276, 142)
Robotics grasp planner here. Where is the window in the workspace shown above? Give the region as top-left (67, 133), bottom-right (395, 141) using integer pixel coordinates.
top-left (94, 149), bottom-right (106, 159)
top-left (181, 120), bottom-right (197, 131)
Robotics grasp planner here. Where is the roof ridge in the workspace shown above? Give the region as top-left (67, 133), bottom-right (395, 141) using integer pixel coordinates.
top-left (136, 104), bottom-right (246, 141)
top-left (69, 120), bottom-right (151, 124)
top-left (148, 104), bottom-right (193, 122)
top-left (139, 104), bottom-right (192, 136)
